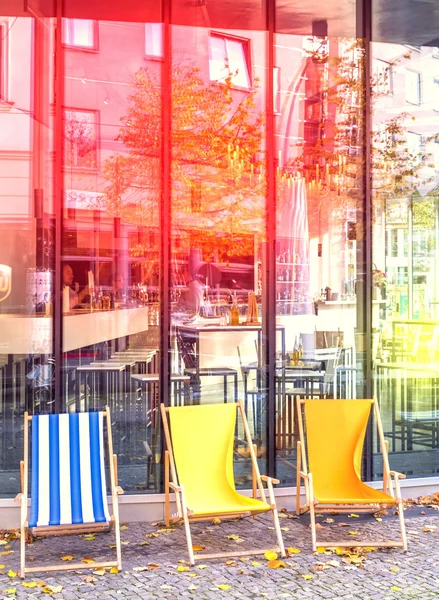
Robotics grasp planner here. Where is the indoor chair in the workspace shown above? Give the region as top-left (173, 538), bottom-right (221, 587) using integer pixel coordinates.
top-left (296, 397), bottom-right (407, 552)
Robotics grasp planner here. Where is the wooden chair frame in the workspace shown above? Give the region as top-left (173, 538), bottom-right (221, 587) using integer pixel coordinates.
top-left (15, 406), bottom-right (124, 578)
top-left (160, 400), bottom-right (286, 564)
top-left (295, 397), bottom-right (407, 552)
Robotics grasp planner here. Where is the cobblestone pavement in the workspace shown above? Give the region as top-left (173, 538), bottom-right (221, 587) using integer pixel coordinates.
top-left (0, 505), bottom-right (438, 599)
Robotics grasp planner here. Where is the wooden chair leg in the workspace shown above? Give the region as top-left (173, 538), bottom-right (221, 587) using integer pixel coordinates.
top-left (165, 451), bottom-right (170, 527)
top-left (20, 519), bottom-right (26, 579)
top-left (265, 479), bottom-right (286, 557)
top-left (296, 441), bottom-right (302, 515)
top-left (308, 475), bottom-right (317, 552)
top-left (397, 497), bottom-right (408, 552)
top-left (180, 485), bottom-right (195, 565)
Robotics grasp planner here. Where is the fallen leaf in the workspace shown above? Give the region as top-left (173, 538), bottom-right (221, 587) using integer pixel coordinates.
top-left (323, 518), bottom-right (334, 524)
top-left (389, 566), bottom-right (400, 573)
top-left (337, 523), bottom-right (349, 527)
top-left (157, 528), bottom-right (174, 533)
top-left (227, 535), bottom-right (243, 543)
top-left (82, 557), bottom-right (95, 564)
top-left (0, 564), bottom-right (5, 569)
top-left (146, 533), bottom-right (159, 538)
top-left (197, 564), bottom-right (208, 569)
top-left (287, 547), bottom-right (301, 555)
top-left (109, 567), bottom-right (118, 574)
top-left (7, 570), bottom-right (16, 578)
top-left (22, 582), bottom-right (38, 588)
top-left (225, 560), bottom-right (237, 567)
top-left (316, 547), bottom-right (327, 554)
top-left (264, 550), bottom-right (278, 561)
top-left (83, 575), bottom-right (97, 583)
top-left (41, 585), bottom-right (63, 594)
top-left (61, 555), bottom-right (73, 561)
top-left (188, 584), bottom-right (198, 590)
top-left (267, 560), bottom-right (285, 569)
top-left (301, 574), bottom-right (313, 580)
top-left (309, 523), bottom-right (324, 530)
top-left (192, 545), bottom-right (205, 552)
top-left (217, 584), bottom-right (231, 590)
top-left (326, 560), bottom-right (340, 567)
top-left (3, 588), bottom-right (16, 595)
top-left (92, 568), bottom-right (106, 576)
top-left (348, 531), bottom-right (358, 535)
top-left (0, 551), bottom-right (13, 556)
top-left (132, 566), bottom-right (148, 572)
top-left (139, 541), bottom-right (149, 546)
top-left (349, 514), bottom-right (360, 518)
top-left (120, 525), bottom-right (128, 531)
top-left (0, 541), bottom-right (7, 546)
top-left (84, 534), bottom-right (96, 541)
top-left (211, 518), bottom-right (221, 525)
top-left (391, 586), bottom-right (402, 592)
top-left (375, 517), bottom-right (383, 522)
top-left (177, 566), bottom-right (190, 572)
top-left (251, 561), bottom-right (261, 567)
top-left (423, 527), bottom-right (437, 533)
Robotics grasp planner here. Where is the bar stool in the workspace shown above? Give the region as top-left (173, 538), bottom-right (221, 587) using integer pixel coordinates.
top-left (131, 373), bottom-right (191, 489)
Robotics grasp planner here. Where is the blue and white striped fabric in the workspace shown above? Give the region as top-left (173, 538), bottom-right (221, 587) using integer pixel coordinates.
top-left (29, 412), bottom-right (110, 528)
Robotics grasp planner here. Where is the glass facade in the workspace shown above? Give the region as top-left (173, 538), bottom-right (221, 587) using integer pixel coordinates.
top-left (1, 0), bottom-right (439, 501)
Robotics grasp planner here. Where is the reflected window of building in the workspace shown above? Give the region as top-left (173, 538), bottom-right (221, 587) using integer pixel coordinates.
top-left (63, 109), bottom-right (98, 169)
top-left (372, 59), bottom-right (392, 95)
top-left (405, 70), bottom-right (421, 105)
top-left (145, 23), bottom-right (163, 59)
top-left (208, 32), bottom-right (250, 89)
top-left (407, 131), bottom-right (422, 164)
top-left (62, 19), bottom-right (97, 50)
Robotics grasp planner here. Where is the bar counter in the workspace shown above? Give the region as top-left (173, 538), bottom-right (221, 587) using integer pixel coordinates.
top-left (0, 306), bottom-right (149, 354)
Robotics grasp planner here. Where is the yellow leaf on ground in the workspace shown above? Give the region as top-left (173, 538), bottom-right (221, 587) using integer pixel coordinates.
top-left (227, 535), bottom-right (243, 542)
top-left (389, 567), bottom-right (400, 573)
top-left (192, 545), bottom-right (205, 552)
top-left (251, 561), bottom-right (261, 567)
top-left (348, 531), bottom-right (358, 535)
top-left (177, 566), bottom-right (190, 572)
top-left (3, 588), bottom-right (16, 595)
top-left (0, 552), bottom-right (13, 556)
top-left (83, 575), bottom-right (97, 583)
top-left (110, 567), bottom-right (118, 574)
top-left (92, 568), bottom-right (106, 576)
top-left (337, 523), bottom-right (349, 527)
top-left (61, 555), bottom-right (73, 561)
top-left (287, 547), bottom-right (301, 555)
top-left (391, 586), bottom-right (402, 591)
top-left (139, 541), bottom-right (149, 546)
top-left (120, 525), bottom-right (128, 531)
top-left (267, 560), bottom-right (285, 569)
top-left (197, 565), bottom-right (207, 570)
top-left (316, 547), bottom-right (327, 554)
top-left (264, 550), bottom-right (278, 561)
top-left (0, 564), bottom-right (5, 569)
top-left (301, 574), bottom-right (313, 580)
top-left (349, 514), bottom-right (360, 518)
top-left (211, 518), bottom-right (221, 525)
top-left (323, 518), bottom-right (334, 523)
top-left (0, 541), bottom-right (7, 546)
top-left (42, 585), bottom-right (63, 594)
top-left (225, 560), bottom-right (237, 566)
top-left (217, 584), bottom-right (231, 590)
top-left (84, 534), bottom-right (96, 541)
top-left (22, 582), bottom-right (38, 588)
top-left (157, 528), bottom-right (174, 533)
top-left (82, 557), bottom-right (95, 564)
top-left (7, 570), bottom-right (16, 578)
top-left (309, 523), bottom-right (324, 530)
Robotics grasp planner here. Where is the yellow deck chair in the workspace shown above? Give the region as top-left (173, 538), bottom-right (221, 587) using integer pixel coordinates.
top-left (161, 401), bottom-right (286, 564)
top-left (296, 398), bottom-right (407, 552)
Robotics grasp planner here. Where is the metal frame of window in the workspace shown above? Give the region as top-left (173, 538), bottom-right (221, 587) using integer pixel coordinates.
top-left (405, 69), bottom-right (421, 105)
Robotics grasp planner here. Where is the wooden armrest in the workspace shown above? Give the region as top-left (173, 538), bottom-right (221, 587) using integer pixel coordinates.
top-left (260, 475), bottom-right (280, 485)
top-left (168, 482), bottom-right (181, 492)
top-left (14, 493), bottom-right (23, 503)
top-left (389, 471), bottom-right (406, 480)
top-left (116, 486), bottom-right (124, 495)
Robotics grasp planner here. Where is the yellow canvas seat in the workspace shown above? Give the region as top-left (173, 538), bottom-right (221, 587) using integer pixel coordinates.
top-left (161, 401), bottom-right (286, 564)
top-left (296, 398), bottom-right (407, 552)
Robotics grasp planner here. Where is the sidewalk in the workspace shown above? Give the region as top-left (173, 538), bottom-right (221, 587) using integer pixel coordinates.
top-left (0, 505), bottom-right (438, 599)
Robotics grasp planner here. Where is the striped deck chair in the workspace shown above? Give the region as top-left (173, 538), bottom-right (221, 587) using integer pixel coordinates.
top-left (15, 407), bottom-right (124, 578)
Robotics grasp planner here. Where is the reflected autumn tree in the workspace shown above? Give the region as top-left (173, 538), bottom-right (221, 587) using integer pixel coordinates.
top-left (101, 60), bottom-right (266, 263)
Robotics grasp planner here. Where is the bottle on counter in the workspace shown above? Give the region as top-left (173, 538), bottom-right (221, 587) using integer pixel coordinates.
top-left (230, 293), bottom-right (240, 326)
top-left (292, 336), bottom-right (299, 365)
top-left (298, 335), bottom-right (304, 360)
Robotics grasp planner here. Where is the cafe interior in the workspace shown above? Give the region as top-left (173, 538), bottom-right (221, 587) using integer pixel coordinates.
top-left (1, 0), bottom-right (439, 513)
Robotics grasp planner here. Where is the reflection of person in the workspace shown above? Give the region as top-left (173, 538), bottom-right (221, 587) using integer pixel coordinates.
top-left (183, 271), bottom-right (203, 315)
top-left (112, 274), bottom-right (125, 301)
top-left (63, 264), bottom-right (89, 310)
